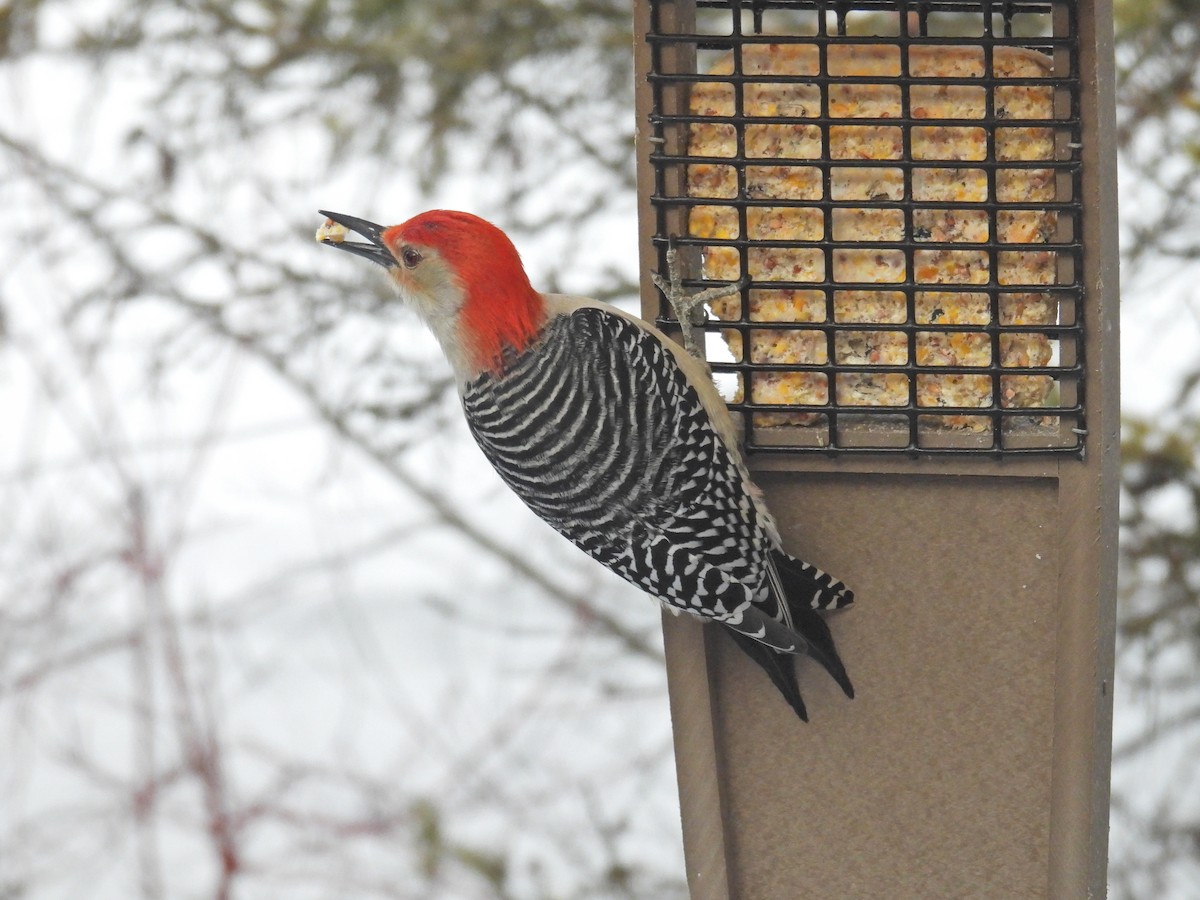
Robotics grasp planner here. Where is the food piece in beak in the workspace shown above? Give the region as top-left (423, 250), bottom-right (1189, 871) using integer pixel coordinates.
top-left (315, 217), bottom-right (349, 244)
top-left (315, 209), bottom-right (396, 268)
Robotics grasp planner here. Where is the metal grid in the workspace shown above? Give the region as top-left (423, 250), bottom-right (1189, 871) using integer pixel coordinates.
top-left (646, 0), bottom-right (1085, 455)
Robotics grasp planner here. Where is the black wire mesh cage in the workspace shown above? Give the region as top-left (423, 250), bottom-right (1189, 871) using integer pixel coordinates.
top-left (645, 0), bottom-right (1085, 455)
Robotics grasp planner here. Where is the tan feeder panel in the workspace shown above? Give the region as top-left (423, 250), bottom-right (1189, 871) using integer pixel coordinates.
top-left (632, 1), bottom-right (1118, 897)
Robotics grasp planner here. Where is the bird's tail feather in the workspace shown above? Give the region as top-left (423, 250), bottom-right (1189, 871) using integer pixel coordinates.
top-left (771, 549), bottom-right (855, 699)
top-left (789, 605), bottom-right (855, 699)
top-left (725, 628), bottom-right (808, 722)
top-left (772, 548), bottom-right (854, 612)
top-left (720, 551), bottom-right (856, 720)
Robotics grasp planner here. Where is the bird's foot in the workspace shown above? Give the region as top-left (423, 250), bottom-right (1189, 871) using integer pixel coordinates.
top-left (652, 240), bottom-right (746, 360)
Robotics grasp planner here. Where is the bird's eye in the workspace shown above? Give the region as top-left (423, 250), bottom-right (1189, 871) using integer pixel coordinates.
top-left (400, 246), bottom-right (422, 269)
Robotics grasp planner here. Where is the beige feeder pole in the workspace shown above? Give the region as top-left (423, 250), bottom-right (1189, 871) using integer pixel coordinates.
top-left (633, 1), bottom-right (1118, 896)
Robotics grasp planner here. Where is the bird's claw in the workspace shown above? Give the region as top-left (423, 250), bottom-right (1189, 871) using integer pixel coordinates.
top-left (652, 241), bottom-right (746, 360)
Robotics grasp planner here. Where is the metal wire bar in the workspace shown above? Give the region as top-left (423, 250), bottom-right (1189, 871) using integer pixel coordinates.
top-left (647, 0), bottom-right (1084, 455)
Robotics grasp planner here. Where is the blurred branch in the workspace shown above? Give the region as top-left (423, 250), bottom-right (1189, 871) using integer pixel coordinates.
top-left (0, 123), bottom-right (661, 664)
top-left (0, 2), bottom-right (674, 896)
top-left (1112, 699), bottom-right (1200, 762)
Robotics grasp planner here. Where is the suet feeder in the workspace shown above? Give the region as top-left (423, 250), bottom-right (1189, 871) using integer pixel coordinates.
top-left (633, 1), bottom-right (1118, 896)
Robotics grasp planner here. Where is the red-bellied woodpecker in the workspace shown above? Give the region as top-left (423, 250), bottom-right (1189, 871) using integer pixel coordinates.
top-left (317, 208), bottom-right (854, 720)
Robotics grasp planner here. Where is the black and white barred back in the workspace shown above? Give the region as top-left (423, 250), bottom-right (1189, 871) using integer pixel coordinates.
top-left (461, 306), bottom-right (851, 656)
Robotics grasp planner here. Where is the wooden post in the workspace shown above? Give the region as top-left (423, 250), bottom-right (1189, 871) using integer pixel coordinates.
top-left (633, 2), bottom-right (1118, 896)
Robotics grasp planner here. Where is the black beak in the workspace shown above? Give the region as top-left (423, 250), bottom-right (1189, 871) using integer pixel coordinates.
top-left (317, 209), bottom-right (396, 268)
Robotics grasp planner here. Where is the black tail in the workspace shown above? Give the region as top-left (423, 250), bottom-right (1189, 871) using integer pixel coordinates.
top-left (725, 628), bottom-right (809, 722)
top-left (771, 549), bottom-right (855, 700)
top-left (789, 605), bottom-right (855, 699)
top-left (725, 607), bottom-right (853, 722)
top-left (721, 551), bottom-right (856, 720)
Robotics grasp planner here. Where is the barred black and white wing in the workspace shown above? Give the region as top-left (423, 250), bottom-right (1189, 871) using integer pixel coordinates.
top-left (460, 302), bottom-right (853, 714)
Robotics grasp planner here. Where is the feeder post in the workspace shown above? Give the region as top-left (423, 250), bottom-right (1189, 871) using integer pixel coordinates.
top-left (633, 1), bottom-right (1118, 896)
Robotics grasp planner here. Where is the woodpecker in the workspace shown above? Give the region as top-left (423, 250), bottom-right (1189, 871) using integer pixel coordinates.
top-left (317, 209), bottom-right (854, 720)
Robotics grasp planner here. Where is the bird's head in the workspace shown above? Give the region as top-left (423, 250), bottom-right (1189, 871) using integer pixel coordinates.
top-left (318, 209), bottom-right (545, 379)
